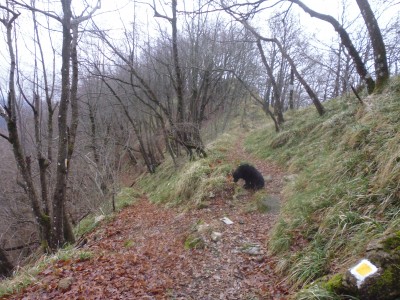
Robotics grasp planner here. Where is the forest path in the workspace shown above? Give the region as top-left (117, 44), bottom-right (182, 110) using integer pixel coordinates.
top-left (6, 134), bottom-right (288, 300)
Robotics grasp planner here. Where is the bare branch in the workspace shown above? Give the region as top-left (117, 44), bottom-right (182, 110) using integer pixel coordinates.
top-left (71, 0), bottom-right (101, 25)
top-left (137, 0), bottom-right (173, 22)
top-left (0, 132), bottom-right (10, 142)
top-left (0, 4), bottom-right (20, 25)
top-left (9, 0), bottom-right (61, 22)
top-left (287, 0), bottom-right (375, 94)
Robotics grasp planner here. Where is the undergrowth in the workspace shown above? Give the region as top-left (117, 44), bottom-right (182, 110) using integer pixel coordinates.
top-left (137, 132), bottom-right (237, 208)
top-left (74, 187), bottom-right (143, 238)
top-left (245, 78), bottom-right (400, 297)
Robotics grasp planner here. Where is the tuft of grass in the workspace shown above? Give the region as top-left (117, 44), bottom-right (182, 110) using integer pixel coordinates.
top-left (184, 234), bottom-right (205, 250)
top-left (295, 284), bottom-right (342, 300)
top-left (74, 215), bottom-right (98, 238)
top-left (138, 132), bottom-right (237, 208)
top-left (288, 237), bottom-right (329, 288)
top-left (115, 188), bottom-right (142, 210)
top-left (268, 219), bottom-right (292, 254)
top-left (78, 251), bottom-right (93, 261)
top-left (175, 162), bottom-right (212, 202)
top-left (192, 175), bottom-right (227, 206)
top-left (123, 239), bottom-right (135, 248)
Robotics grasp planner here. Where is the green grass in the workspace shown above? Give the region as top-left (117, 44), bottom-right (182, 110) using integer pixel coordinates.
top-left (245, 78), bottom-right (400, 296)
top-left (137, 132), bottom-right (238, 208)
top-left (123, 239), bottom-right (135, 248)
top-left (295, 284), bottom-right (342, 300)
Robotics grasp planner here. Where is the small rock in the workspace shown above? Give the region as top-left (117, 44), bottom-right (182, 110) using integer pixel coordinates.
top-left (197, 224), bottom-right (210, 234)
top-left (254, 255), bottom-right (266, 263)
top-left (213, 274), bottom-right (221, 280)
top-left (58, 277), bottom-right (74, 291)
top-left (208, 191), bottom-right (216, 198)
top-left (94, 215), bottom-right (105, 223)
top-left (283, 174), bottom-right (297, 182)
top-left (264, 175), bottom-right (273, 183)
top-left (220, 217), bottom-right (234, 225)
top-left (211, 232), bottom-right (222, 242)
top-left (241, 244), bottom-right (263, 256)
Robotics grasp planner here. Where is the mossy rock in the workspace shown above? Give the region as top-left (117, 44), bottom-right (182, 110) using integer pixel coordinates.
top-left (338, 232), bottom-right (400, 300)
top-left (382, 231), bottom-right (400, 252)
top-left (368, 266), bottom-right (400, 298)
top-left (322, 273), bottom-right (344, 293)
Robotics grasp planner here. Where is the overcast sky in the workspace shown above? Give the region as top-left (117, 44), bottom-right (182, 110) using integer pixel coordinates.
top-left (0, 0), bottom-right (398, 96)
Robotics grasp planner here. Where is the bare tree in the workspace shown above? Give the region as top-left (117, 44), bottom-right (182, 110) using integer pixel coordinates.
top-left (0, 3), bottom-right (53, 249)
top-left (287, 0), bottom-right (376, 94)
top-left (1, 0), bottom-right (100, 251)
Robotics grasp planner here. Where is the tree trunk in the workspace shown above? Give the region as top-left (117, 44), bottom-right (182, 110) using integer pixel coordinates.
top-left (240, 19), bottom-right (325, 116)
top-left (355, 0), bottom-right (389, 92)
top-left (333, 43), bottom-right (342, 98)
top-left (63, 209), bottom-right (76, 244)
top-left (171, 0), bottom-right (185, 123)
top-left (51, 0), bottom-right (73, 250)
top-left (289, 68), bottom-right (295, 110)
top-left (256, 40), bottom-right (285, 124)
top-left (0, 248), bottom-right (13, 278)
top-left (2, 8), bottom-right (52, 251)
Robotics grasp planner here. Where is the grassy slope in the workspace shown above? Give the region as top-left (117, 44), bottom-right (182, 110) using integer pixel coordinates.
top-left (245, 77), bottom-right (400, 298)
top-left (137, 132), bottom-right (236, 208)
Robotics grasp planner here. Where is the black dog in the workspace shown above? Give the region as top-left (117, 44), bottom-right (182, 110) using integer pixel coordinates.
top-left (233, 164), bottom-right (265, 190)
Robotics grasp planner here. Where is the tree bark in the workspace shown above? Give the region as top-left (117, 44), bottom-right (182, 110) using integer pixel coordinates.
top-left (333, 43), bottom-right (342, 98)
top-left (256, 39), bottom-right (285, 124)
top-left (51, 0), bottom-right (73, 250)
top-left (0, 248), bottom-right (13, 278)
top-left (1, 6), bottom-right (52, 251)
top-left (171, 0), bottom-right (185, 123)
top-left (288, 68), bottom-right (295, 109)
top-left (355, 0), bottom-right (389, 92)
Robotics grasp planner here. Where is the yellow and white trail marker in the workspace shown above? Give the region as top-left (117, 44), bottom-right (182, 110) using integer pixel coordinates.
top-left (349, 259), bottom-right (378, 287)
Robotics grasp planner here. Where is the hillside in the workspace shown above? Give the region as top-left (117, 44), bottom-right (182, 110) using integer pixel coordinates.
top-left (1, 78), bottom-right (400, 299)
top-left (245, 77), bottom-right (400, 299)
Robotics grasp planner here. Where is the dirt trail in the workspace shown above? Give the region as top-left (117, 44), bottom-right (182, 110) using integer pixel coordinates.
top-left (5, 137), bottom-right (288, 300)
